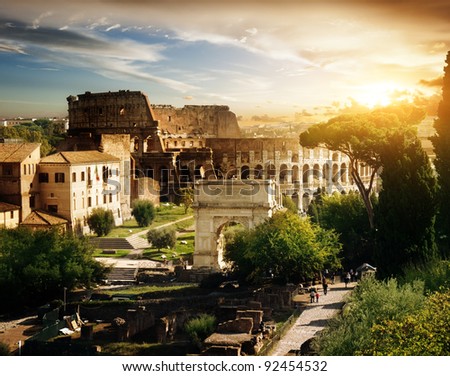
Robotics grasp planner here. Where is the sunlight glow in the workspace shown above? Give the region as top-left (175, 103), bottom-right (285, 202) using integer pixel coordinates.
top-left (353, 82), bottom-right (406, 108)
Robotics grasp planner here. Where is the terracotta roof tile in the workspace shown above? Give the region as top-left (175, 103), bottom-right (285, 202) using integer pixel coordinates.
top-left (21, 210), bottom-right (68, 226)
top-left (0, 143), bottom-right (40, 162)
top-left (40, 150), bottom-right (119, 164)
top-left (0, 202), bottom-right (20, 212)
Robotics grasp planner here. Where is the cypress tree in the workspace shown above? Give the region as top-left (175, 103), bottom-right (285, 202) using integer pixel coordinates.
top-left (375, 133), bottom-right (438, 277)
top-left (431, 51), bottom-right (450, 255)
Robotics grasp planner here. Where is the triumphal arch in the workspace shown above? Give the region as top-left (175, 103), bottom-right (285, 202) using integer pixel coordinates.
top-left (192, 179), bottom-right (281, 270)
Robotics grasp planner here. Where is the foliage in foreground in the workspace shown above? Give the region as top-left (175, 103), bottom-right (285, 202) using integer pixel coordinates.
top-left (184, 314), bottom-right (216, 349)
top-left (225, 211), bottom-right (342, 284)
top-left (0, 228), bottom-right (108, 312)
top-left (361, 289), bottom-right (450, 355)
top-left (313, 276), bottom-right (426, 355)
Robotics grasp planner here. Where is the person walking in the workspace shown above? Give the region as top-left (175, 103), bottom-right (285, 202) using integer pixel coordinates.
top-left (322, 276), bottom-right (328, 295)
top-left (315, 291), bottom-right (320, 303)
top-left (309, 289), bottom-right (316, 303)
top-left (344, 272), bottom-right (351, 288)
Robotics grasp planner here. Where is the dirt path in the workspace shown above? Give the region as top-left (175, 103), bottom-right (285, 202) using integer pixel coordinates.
top-left (269, 281), bottom-right (356, 356)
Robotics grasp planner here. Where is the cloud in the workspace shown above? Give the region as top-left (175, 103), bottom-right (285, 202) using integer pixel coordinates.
top-left (105, 24), bottom-right (121, 32)
top-left (419, 76), bottom-right (443, 87)
top-left (251, 114), bottom-right (288, 122)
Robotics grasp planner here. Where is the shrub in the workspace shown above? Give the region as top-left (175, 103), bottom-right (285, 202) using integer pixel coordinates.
top-left (313, 275), bottom-right (425, 355)
top-left (362, 289), bottom-right (450, 355)
top-left (87, 208), bottom-right (115, 236)
top-left (131, 200), bottom-right (156, 227)
top-left (147, 227), bottom-right (176, 251)
top-left (184, 314), bottom-right (216, 349)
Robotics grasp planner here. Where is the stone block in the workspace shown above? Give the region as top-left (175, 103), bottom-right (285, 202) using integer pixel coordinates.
top-left (236, 310), bottom-right (263, 332)
top-left (216, 317), bottom-right (253, 334)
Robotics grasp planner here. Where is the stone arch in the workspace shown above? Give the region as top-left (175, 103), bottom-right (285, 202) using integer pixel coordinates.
top-left (292, 165), bottom-right (300, 182)
top-left (332, 163), bottom-right (339, 183)
top-left (313, 163), bottom-right (321, 184)
top-left (303, 164), bottom-right (310, 184)
top-left (340, 163), bottom-right (348, 183)
top-left (279, 164), bottom-right (289, 183)
top-left (193, 180), bottom-right (279, 270)
top-left (241, 165), bottom-right (250, 180)
top-left (254, 164), bottom-right (263, 179)
top-left (267, 163), bottom-right (276, 179)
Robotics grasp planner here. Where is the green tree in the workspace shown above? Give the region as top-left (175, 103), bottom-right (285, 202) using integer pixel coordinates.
top-left (300, 106), bottom-right (425, 228)
top-left (131, 199), bottom-right (156, 227)
top-left (87, 208), bottom-right (115, 236)
top-left (147, 227), bottom-right (177, 251)
top-left (0, 227), bottom-right (108, 312)
top-left (375, 133), bottom-right (438, 277)
top-left (180, 188), bottom-right (194, 214)
top-left (431, 51), bottom-right (450, 256)
top-left (318, 192), bottom-right (374, 269)
top-left (225, 211), bottom-right (342, 284)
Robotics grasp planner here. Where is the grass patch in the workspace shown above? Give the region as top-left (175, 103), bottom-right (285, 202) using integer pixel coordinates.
top-left (142, 231), bottom-right (195, 262)
top-left (102, 283), bottom-right (197, 297)
top-left (105, 205), bottom-right (193, 238)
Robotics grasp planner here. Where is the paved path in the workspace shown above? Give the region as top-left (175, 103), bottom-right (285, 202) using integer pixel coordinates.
top-left (269, 281), bottom-right (356, 356)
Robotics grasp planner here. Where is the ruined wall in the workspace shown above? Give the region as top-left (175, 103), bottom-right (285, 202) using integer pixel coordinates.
top-left (152, 105), bottom-right (241, 138)
top-left (67, 90), bottom-right (159, 132)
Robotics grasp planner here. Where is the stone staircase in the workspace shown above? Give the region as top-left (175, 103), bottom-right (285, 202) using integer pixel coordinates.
top-left (106, 267), bottom-right (138, 285)
top-left (127, 234), bottom-right (150, 249)
top-left (89, 237), bottom-right (134, 250)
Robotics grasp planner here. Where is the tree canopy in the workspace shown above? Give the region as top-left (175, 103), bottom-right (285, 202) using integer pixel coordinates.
top-left (312, 192), bottom-right (374, 269)
top-left (375, 132), bottom-right (438, 277)
top-left (87, 208), bottom-right (115, 236)
top-left (0, 227), bottom-right (108, 312)
top-left (224, 211), bottom-right (342, 284)
top-left (131, 199), bottom-right (156, 227)
top-left (431, 51), bottom-right (450, 256)
top-left (300, 105), bottom-right (425, 228)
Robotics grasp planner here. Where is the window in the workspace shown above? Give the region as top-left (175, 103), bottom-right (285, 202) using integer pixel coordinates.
top-left (39, 173), bottom-right (49, 183)
top-left (72, 172), bottom-right (76, 182)
top-left (10, 211), bottom-right (14, 219)
top-left (55, 173), bottom-right (65, 183)
top-left (30, 195), bottom-right (35, 208)
top-left (81, 171), bottom-right (85, 181)
top-left (48, 205), bottom-right (58, 213)
top-left (109, 193), bottom-right (113, 203)
top-left (103, 194), bottom-right (107, 204)
top-left (23, 165), bottom-right (27, 175)
top-left (3, 164), bottom-right (12, 176)
top-left (88, 197), bottom-right (92, 207)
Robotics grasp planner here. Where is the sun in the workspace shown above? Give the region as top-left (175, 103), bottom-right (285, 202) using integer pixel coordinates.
top-left (353, 82), bottom-right (402, 109)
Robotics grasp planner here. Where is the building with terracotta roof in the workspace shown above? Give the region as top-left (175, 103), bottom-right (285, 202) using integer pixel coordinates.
top-left (38, 150), bottom-right (122, 233)
top-left (0, 142), bottom-right (41, 221)
top-left (20, 209), bottom-right (68, 233)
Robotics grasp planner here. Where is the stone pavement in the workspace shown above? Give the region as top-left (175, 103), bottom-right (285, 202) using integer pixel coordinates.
top-left (269, 281), bottom-right (356, 356)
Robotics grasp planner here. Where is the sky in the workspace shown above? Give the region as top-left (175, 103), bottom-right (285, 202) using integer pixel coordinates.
top-left (0, 0), bottom-right (449, 121)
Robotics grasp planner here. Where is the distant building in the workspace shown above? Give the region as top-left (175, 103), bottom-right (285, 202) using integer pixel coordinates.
top-left (0, 202), bottom-right (20, 228)
top-left (0, 143), bottom-right (41, 221)
top-left (38, 150), bottom-right (122, 233)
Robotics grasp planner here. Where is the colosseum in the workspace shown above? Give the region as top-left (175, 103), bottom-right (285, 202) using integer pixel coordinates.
top-left (62, 90), bottom-right (374, 213)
